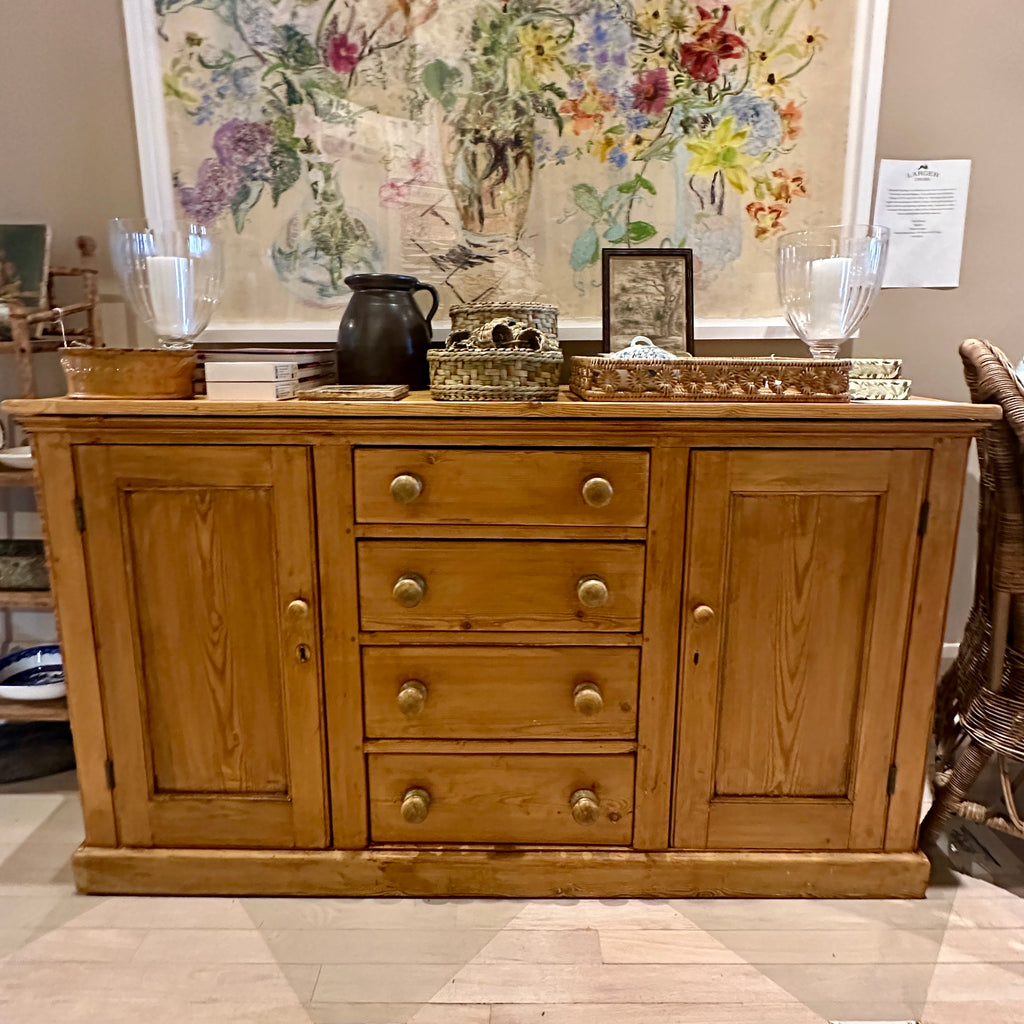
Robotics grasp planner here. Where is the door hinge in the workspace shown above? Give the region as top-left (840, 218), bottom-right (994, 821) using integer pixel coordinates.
top-left (886, 763), bottom-right (898, 797)
top-left (73, 495), bottom-right (85, 533)
top-left (918, 500), bottom-right (930, 537)
top-left (104, 758), bottom-right (115, 790)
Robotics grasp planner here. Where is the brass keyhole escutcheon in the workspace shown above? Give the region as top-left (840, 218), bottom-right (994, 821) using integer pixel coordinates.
top-left (401, 787), bottom-right (431, 823)
top-left (393, 573), bottom-right (426, 608)
top-left (577, 575), bottom-right (609, 608)
top-left (397, 680), bottom-right (427, 717)
top-left (570, 788), bottom-right (600, 825)
top-left (581, 476), bottom-right (613, 508)
top-left (390, 474), bottom-right (423, 504)
top-left (573, 682), bottom-right (603, 716)
top-left (296, 643), bottom-right (312, 663)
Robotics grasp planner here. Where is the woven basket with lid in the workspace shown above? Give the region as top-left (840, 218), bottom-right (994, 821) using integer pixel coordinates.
top-left (449, 302), bottom-right (558, 339)
top-left (429, 315), bottom-right (563, 401)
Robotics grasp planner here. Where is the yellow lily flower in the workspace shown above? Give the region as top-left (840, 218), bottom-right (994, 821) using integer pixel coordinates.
top-left (685, 116), bottom-right (756, 193)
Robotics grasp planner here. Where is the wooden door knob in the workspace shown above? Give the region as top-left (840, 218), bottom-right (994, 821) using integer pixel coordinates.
top-left (581, 476), bottom-right (613, 508)
top-left (397, 680), bottom-right (427, 717)
top-left (573, 681), bottom-right (604, 716)
top-left (401, 787), bottom-right (431, 823)
top-left (393, 573), bottom-right (426, 607)
top-left (577, 575), bottom-right (609, 608)
top-left (570, 788), bottom-right (600, 825)
top-left (390, 474), bottom-right (423, 504)
top-left (692, 604), bottom-right (715, 624)
top-left (286, 598), bottom-right (310, 617)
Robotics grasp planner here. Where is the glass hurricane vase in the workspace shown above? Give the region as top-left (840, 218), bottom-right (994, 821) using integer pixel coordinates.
top-left (109, 219), bottom-right (224, 349)
top-left (776, 224), bottom-right (890, 359)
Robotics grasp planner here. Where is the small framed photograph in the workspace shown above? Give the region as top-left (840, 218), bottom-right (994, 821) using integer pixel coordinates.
top-left (601, 248), bottom-right (694, 355)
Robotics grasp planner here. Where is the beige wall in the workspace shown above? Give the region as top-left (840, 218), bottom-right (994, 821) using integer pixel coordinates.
top-left (0, 0), bottom-right (1010, 638)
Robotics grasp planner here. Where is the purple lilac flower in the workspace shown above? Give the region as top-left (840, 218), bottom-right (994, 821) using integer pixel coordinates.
top-left (177, 157), bottom-right (239, 223)
top-left (626, 110), bottom-right (649, 132)
top-left (213, 119), bottom-right (274, 176)
top-left (608, 145), bottom-right (628, 170)
top-left (553, 145), bottom-right (571, 165)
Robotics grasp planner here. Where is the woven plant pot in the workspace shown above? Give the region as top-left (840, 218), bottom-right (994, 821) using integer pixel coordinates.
top-left (428, 348), bottom-right (563, 401)
top-left (449, 302), bottom-right (558, 338)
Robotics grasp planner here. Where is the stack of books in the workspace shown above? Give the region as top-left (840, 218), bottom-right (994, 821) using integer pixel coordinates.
top-left (195, 344), bottom-right (338, 401)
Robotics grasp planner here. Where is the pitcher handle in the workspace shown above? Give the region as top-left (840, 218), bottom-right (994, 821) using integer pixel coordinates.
top-left (414, 282), bottom-right (440, 327)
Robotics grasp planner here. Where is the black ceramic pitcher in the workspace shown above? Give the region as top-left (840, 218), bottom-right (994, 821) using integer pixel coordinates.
top-left (336, 274), bottom-right (440, 389)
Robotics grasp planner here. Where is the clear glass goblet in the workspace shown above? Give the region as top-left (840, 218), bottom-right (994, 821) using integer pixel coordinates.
top-left (776, 224), bottom-right (890, 359)
top-left (109, 219), bottom-right (224, 349)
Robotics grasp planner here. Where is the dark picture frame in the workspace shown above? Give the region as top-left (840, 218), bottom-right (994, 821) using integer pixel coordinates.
top-left (601, 248), bottom-right (695, 355)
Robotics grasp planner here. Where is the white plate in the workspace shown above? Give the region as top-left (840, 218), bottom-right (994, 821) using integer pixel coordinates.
top-left (0, 446), bottom-right (33, 470)
top-left (0, 678), bottom-right (66, 701)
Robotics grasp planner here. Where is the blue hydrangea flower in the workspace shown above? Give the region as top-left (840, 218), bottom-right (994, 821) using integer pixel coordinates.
top-left (723, 94), bottom-right (783, 156)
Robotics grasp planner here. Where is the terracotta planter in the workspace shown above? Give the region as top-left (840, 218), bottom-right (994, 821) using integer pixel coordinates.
top-left (60, 348), bottom-right (196, 399)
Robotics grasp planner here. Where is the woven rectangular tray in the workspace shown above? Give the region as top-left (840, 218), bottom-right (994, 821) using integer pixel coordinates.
top-left (569, 356), bottom-right (851, 402)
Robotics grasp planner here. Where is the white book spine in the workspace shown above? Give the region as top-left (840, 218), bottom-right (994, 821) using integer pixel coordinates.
top-left (205, 380), bottom-right (298, 401)
top-left (204, 362), bottom-right (300, 382)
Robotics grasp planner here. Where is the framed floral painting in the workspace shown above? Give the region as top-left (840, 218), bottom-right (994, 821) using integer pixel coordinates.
top-left (124, 0), bottom-right (890, 340)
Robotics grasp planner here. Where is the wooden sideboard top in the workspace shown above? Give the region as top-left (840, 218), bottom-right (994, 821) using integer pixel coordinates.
top-left (4, 390), bottom-right (1002, 423)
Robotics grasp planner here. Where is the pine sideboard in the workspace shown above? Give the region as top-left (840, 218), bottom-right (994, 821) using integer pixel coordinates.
top-left (7, 392), bottom-right (998, 898)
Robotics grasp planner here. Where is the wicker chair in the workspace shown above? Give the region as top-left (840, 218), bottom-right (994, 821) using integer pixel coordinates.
top-left (920, 338), bottom-right (1024, 844)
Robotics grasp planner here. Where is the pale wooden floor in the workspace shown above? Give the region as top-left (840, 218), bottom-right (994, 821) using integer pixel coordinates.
top-left (2, 770), bottom-right (1024, 1023)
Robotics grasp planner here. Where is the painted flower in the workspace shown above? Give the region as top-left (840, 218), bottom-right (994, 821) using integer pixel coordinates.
top-left (385, 0), bottom-right (439, 31)
top-left (745, 200), bottom-right (788, 239)
top-left (770, 167), bottom-right (808, 203)
top-left (779, 100), bottom-right (803, 144)
top-left (177, 157), bottom-right (239, 223)
top-left (212, 119), bottom-right (273, 175)
top-left (326, 33), bottom-right (361, 75)
top-left (723, 93), bottom-right (782, 156)
top-left (378, 179), bottom-right (411, 208)
top-left (559, 81), bottom-right (617, 136)
top-left (679, 5), bottom-right (746, 84)
top-left (516, 23), bottom-right (565, 85)
top-left (631, 67), bottom-right (670, 115)
top-left (685, 116), bottom-right (755, 192)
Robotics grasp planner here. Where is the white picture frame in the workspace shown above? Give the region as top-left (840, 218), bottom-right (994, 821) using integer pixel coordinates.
top-left (122, 0), bottom-right (890, 343)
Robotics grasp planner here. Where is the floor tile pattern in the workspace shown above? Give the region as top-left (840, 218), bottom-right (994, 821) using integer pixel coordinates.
top-left (2, 770), bottom-right (1024, 1023)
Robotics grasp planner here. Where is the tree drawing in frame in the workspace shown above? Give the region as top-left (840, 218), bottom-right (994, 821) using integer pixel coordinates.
top-left (603, 248), bottom-right (694, 354)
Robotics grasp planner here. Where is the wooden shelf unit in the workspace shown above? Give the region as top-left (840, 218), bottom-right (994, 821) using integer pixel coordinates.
top-left (0, 696), bottom-right (69, 722)
top-left (0, 589), bottom-right (53, 609)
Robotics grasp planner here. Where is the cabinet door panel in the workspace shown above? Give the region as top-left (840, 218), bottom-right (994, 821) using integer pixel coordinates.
top-left (673, 449), bottom-right (928, 851)
top-left (77, 445), bottom-right (328, 849)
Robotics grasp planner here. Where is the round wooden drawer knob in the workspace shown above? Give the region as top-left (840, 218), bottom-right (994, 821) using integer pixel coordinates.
top-left (393, 573), bottom-right (426, 608)
top-left (577, 575), bottom-right (609, 608)
top-left (692, 604), bottom-right (715, 624)
top-left (581, 476), bottom-right (613, 508)
top-left (401, 787), bottom-right (431, 823)
top-left (573, 681), bottom-right (603, 716)
top-left (390, 474), bottom-right (423, 504)
top-left (570, 788), bottom-right (600, 825)
top-left (397, 680), bottom-right (427, 717)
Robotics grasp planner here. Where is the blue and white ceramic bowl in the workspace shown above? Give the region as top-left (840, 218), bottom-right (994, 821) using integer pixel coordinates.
top-left (0, 644), bottom-right (65, 700)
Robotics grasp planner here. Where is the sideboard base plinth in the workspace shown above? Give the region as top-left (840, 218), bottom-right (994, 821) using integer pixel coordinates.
top-left (72, 845), bottom-right (931, 899)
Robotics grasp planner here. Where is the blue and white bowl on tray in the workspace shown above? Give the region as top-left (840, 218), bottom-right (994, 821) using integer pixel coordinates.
top-left (0, 645), bottom-right (65, 701)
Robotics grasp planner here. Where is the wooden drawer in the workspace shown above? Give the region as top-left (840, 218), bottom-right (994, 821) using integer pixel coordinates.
top-left (367, 753), bottom-right (634, 844)
top-left (357, 540), bottom-right (645, 632)
top-left (363, 646), bottom-right (640, 739)
top-left (353, 448), bottom-right (649, 526)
